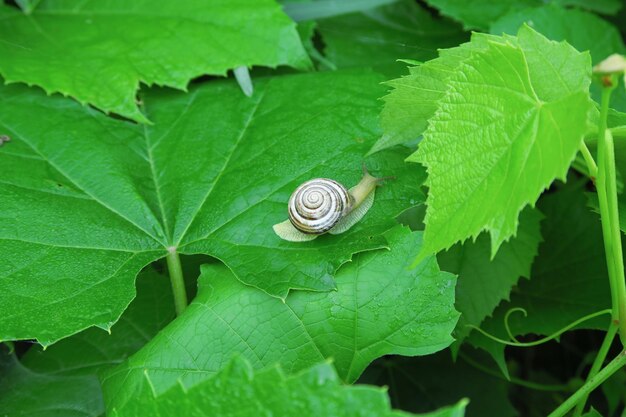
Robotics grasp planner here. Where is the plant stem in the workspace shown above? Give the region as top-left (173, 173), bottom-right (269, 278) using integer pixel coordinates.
top-left (572, 323), bottom-right (618, 416)
top-left (166, 248), bottom-right (188, 316)
top-left (595, 75), bottom-right (626, 345)
top-left (548, 350), bottom-right (626, 417)
top-left (579, 142), bottom-right (598, 179)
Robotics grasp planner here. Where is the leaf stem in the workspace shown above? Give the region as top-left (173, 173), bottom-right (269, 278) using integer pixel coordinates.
top-left (595, 75), bottom-right (626, 344)
top-left (572, 322), bottom-right (618, 417)
top-left (579, 142), bottom-right (598, 179)
top-left (166, 248), bottom-right (188, 316)
top-left (547, 350), bottom-right (626, 417)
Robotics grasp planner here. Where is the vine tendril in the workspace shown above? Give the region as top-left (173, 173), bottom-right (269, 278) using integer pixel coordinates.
top-left (467, 309), bottom-right (612, 347)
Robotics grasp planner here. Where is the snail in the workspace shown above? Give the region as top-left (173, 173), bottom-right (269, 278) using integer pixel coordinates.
top-left (273, 166), bottom-right (389, 242)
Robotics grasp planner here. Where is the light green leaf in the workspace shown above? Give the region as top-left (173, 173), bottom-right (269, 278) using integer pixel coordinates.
top-left (0, 0), bottom-right (310, 122)
top-left (490, 4), bottom-right (626, 63)
top-left (0, 69), bottom-right (424, 345)
top-left (469, 181), bottom-right (612, 372)
top-left (0, 267), bottom-right (176, 416)
top-left (101, 227), bottom-right (459, 414)
top-left (438, 207), bottom-right (543, 349)
top-left (374, 32), bottom-right (501, 156)
top-left (413, 25), bottom-right (593, 260)
top-left (110, 355), bottom-right (469, 417)
top-left (317, 0), bottom-right (466, 73)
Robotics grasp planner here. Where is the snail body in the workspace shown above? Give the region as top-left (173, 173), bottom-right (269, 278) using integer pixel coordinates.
top-left (273, 168), bottom-right (384, 242)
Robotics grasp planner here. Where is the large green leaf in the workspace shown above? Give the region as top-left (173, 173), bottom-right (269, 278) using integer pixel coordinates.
top-left (0, 0), bottom-right (310, 122)
top-left (0, 69), bottom-right (425, 345)
top-left (317, 0), bottom-right (466, 73)
top-left (0, 267), bottom-right (175, 416)
top-left (101, 227), bottom-right (459, 414)
top-left (439, 207), bottom-right (543, 348)
top-left (469, 182), bottom-right (612, 372)
top-left (413, 26), bottom-right (593, 260)
top-left (110, 355), bottom-right (469, 417)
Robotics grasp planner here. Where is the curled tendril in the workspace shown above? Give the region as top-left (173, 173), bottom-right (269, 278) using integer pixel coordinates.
top-left (466, 308), bottom-right (612, 347)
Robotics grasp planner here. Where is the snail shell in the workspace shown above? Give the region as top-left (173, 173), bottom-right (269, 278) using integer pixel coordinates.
top-left (288, 178), bottom-right (353, 234)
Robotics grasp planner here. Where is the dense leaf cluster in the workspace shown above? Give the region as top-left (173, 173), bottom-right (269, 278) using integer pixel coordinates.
top-left (1, 0), bottom-right (626, 416)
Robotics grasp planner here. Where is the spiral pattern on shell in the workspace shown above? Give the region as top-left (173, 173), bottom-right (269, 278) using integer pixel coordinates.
top-left (288, 178), bottom-right (352, 234)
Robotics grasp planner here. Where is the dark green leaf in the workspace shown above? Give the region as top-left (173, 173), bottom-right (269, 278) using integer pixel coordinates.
top-left (101, 227), bottom-right (459, 414)
top-left (0, 0), bottom-right (310, 122)
top-left (0, 69), bottom-right (424, 345)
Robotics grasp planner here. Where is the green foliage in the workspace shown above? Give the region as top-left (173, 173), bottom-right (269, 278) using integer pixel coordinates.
top-left (0, 268), bottom-right (176, 416)
top-left (101, 227), bottom-right (458, 413)
top-left (0, 0), bottom-right (310, 122)
top-left (2, 1), bottom-right (626, 416)
top-left (316, 0), bottom-right (466, 73)
top-left (469, 182), bottom-right (613, 372)
top-left (0, 69), bottom-right (425, 345)
top-left (110, 355), bottom-right (468, 417)
top-left (412, 26), bottom-right (593, 259)
top-left (439, 207), bottom-right (543, 348)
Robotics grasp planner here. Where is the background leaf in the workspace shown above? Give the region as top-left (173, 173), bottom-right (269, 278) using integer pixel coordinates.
top-left (0, 267), bottom-right (176, 417)
top-left (439, 207), bottom-right (543, 349)
top-left (469, 181), bottom-right (613, 373)
top-left (0, 0), bottom-right (310, 122)
top-left (101, 227), bottom-right (459, 414)
top-left (316, 0), bottom-right (466, 75)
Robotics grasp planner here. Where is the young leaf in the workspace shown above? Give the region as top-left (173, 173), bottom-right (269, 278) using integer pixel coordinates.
top-left (0, 69), bottom-right (424, 345)
top-left (469, 182), bottom-right (612, 372)
top-left (317, 0), bottom-right (466, 72)
top-left (101, 227), bottom-right (459, 413)
top-left (374, 32), bottom-right (502, 155)
top-left (109, 355), bottom-right (469, 417)
top-left (438, 207), bottom-right (543, 349)
top-left (0, 0), bottom-right (310, 122)
top-left (0, 268), bottom-right (176, 416)
top-left (413, 25), bottom-right (593, 260)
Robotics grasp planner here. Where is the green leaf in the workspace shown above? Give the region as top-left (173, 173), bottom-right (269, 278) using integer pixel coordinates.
top-left (101, 227), bottom-right (459, 414)
top-left (283, 0), bottom-right (399, 21)
top-left (317, 0), bottom-right (466, 73)
top-left (490, 4), bottom-right (626, 63)
top-left (423, 0), bottom-right (622, 30)
top-left (361, 352), bottom-right (516, 417)
top-left (374, 32), bottom-right (500, 154)
top-left (581, 409), bottom-right (604, 417)
top-left (469, 181), bottom-right (612, 372)
top-left (0, 69), bottom-right (424, 345)
top-left (413, 25), bottom-right (593, 260)
top-left (0, 267), bottom-right (176, 416)
top-left (14, 0), bottom-right (41, 13)
top-left (424, 0), bottom-right (539, 30)
top-left (0, 0), bottom-right (310, 122)
top-left (438, 207), bottom-right (543, 349)
top-left (109, 355), bottom-right (469, 417)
